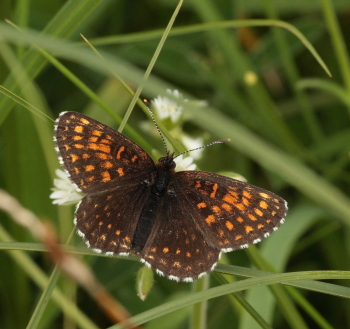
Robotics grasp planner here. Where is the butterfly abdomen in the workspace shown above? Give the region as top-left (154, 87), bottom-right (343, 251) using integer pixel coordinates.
top-left (131, 158), bottom-right (176, 254)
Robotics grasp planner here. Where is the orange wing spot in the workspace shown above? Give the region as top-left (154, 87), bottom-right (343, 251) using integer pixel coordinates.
top-left (185, 238), bottom-right (190, 244)
top-left (259, 201), bottom-right (268, 209)
top-left (100, 234), bottom-right (106, 241)
top-left (274, 205), bottom-right (280, 210)
top-left (197, 202), bottom-right (207, 209)
top-left (80, 118), bottom-right (90, 125)
top-left (74, 144), bottom-right (84, 149)
top-left (212, 205), bottom-right (222, 215)
top-left (100, 139), bottom-right (112, 144)
top-left (74, 126), bottom-right (84, 133)
top-left (176, 249), bottom-right (181, 254)
top-left (87, 176), bottom-right (95, 182)
top-left (106, 212), bottom-right (111, 217)
top-left (236, 216), bottom-right (244, 223)
top-left (98, 221), bottom-right (103, 226)
top-left (107, 224), bottom-right (112, 229)
top-left (91, 232), bottom-right (95, 236)
top-left (195, 181), bottom-right (201, 188)
top-left (173, 262), bottom-right (181, 268)
top-left (96, 152), bottom-right (109, 160)
top-left (102, 161), bottom-right (113, 169)
top-left (117, 167), bottom-right (125, 177)
top-left (61, 136), bottom-right (67, 140)
top-left (89, 143), bottom-right (111, 153)
top-left (223, 194), bottom-right (236, 205)
top-left (106, 135), bottom-right (113, 140)
top-left (259, 192), bottom-right (270, 199)
top-left (72, 135), bottom-right (83, 141)
top-left (85, 165), bottom-right (95, 172)
top-left (89, 136), bottom-right (98, 142)
top-left (271, 211), bottom-right (276, 216)
top-left (254, 208), bottom-right (264, 216)
top-left (94, 204), bottom-right (99, 208)
top-left (110, 241), bottom-right (117, 246)
top-left (235, 235), bottom-right (243, 240)
top-left (243, 190), bottom-right (253, 199)
top-left (235, 202), bottom-right (246, 212)
top-left (125, 236), bottom-right (131, 243)
top-left (160, 259), bottom-right (167, 265)
top-left (210, 183), bottom-right (219, 198)
top-left (228, 190), bottom-right (239, 199)
top-left (219, 229), bottom-right (225, 237)
top-left (248, 214), bottom-right (257, 221)
top-left (223, 193), bottom-right (246, 210)
top-left (222, 203), bottom-right (233, 212)
top-left (101, 171), bottom-right (111, 182)
top-left (104, 205), bottom-right (109, 211)
top-left (225, 221), bottom-right (234, 230)
top-left (186, 252), bottom-right (191, 257)
top-left (273, 198), bottom-right (280, 203)
top-left (151, 247), bottom-right (157, 252)
top-left (107, 195), bottom-right (112, 200)
top-left (74, 167), bottom-right (80, 174)
top-left (92, 130), bottom-right (103, 136)
top-left (245, 225), bottom-right (254, 233)
top-left (131, 155), bottom-right (138, 163)
top-left (266, 219), bottom-right (272, 224)
top-left (205, 215), bottom-right (216, 226)
top-left (196, 249), bottom-right (200, 253)
top-left (63, 145), bottom-right (71, 151)
top-left (83, 153), bottom-right (90, 159)
top-left (258, 224), bottom-right (264, 229)
top-left (182, 229), bottom-right (188, 235)
top-left (242, 197), bottom-right (251, 206)
top-left (224, 239), bottom-right (229, 245)
top-left (116, 146), bottom-right (125, 160)
top-left (65, 119), bottom-right (71, 123)
top-left (163, 247), bottom-right (169, 253)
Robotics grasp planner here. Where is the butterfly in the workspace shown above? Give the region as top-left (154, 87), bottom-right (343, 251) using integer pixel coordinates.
top-left (54, 111), bottom-right (287, 282)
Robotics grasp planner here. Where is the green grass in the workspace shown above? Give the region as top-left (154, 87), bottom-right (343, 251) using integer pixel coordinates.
top-left (0, 0), bottom-right (350, 328)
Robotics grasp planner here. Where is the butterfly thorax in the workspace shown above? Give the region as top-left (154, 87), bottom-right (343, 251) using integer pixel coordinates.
top-left (131, 153), bottom-right (176, 254)
top-left (152, 154), bottom-right (176, 195)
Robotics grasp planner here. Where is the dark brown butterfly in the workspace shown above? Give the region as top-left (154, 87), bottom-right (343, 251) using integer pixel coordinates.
top-left (54, 111), bottom-right (287, 282)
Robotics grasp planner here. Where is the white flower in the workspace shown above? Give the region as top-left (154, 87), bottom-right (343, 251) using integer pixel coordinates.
top-left (152, 89), bottom-right (188, 123)
top-left (174, 155), bottom-right (196, 171)
top-left (50, 169), bottom-right (82, 205)
top-left (181, 135), bottom-right (204, 160)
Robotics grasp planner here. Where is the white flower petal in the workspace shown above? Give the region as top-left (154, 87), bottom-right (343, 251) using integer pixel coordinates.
top-left (50, 169), bottom-right (82, 205)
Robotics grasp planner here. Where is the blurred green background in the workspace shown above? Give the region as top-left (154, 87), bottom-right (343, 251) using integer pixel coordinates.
top-left (0, 0), bottom-right (350, 328)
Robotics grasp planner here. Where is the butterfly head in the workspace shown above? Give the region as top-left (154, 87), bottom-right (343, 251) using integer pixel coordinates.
top-left (157, 152), bottom-right (176, 170)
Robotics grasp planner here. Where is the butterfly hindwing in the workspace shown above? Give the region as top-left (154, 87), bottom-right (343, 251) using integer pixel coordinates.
top-left (141, 192), bottom-right (221, 281)
top-left (54, 111), bottom-right (155, 194)
top-left (174, 171), bottom-right (287, 251)
top-left (75, 183), bottom-right (151, 255)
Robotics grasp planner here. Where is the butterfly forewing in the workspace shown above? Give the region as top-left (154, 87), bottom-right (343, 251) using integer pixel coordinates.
top-left (54, 112), bottom-right (155, 194)
top-left (174, 171), bottom-right (287, 251)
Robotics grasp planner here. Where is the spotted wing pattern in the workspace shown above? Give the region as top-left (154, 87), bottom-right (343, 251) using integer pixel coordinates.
top-left (54, 111), bottom-right (155, 194)
top-left (174, 171), bottom-right (287, 251)
top-left (140, 191), bottom-right (221, 281)
top-left (75, 183), bottom-right (151, 255)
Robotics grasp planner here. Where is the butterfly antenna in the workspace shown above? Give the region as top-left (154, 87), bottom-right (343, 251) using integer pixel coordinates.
top-left (174, 138), bottom-right (231, 159)
top-left (143, 99), bottom-right (169, 154)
